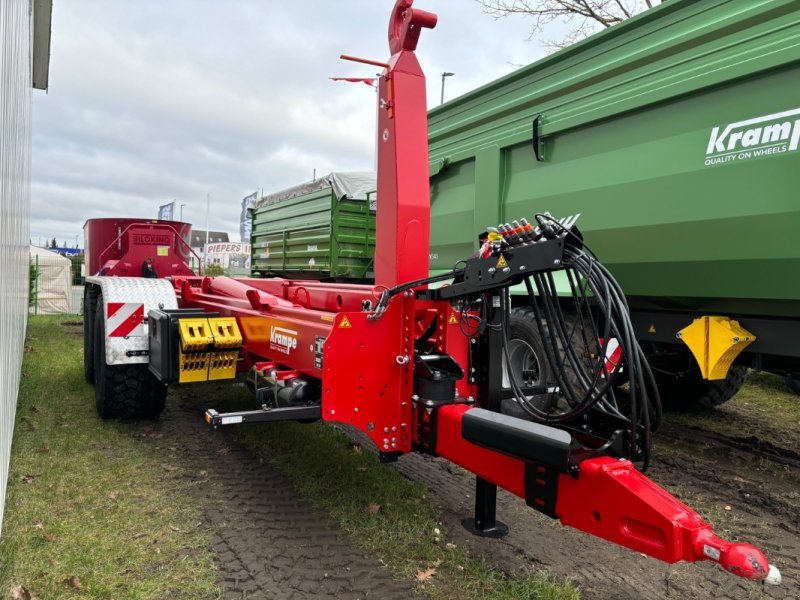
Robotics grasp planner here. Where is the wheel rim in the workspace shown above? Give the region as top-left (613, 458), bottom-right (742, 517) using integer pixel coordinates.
top-left (502, 338), bottom-right (542, 390)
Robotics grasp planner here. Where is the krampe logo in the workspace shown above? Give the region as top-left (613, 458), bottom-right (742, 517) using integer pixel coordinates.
top-left (705, 108), bottom-right (800, 166)
top-left (269, 326), bottom-right (298, 354)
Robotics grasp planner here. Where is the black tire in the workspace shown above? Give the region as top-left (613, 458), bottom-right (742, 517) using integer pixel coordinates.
top-left (785, 376), bottom-right (800, 395)
top-left (653, 365), bottom-right (747, 411)
top-left (93, 294), bottom-right (167, 420)
top-left (501, 307), bottom-right (553, 417)
top-left (83, 285), bottom-right (97, 385)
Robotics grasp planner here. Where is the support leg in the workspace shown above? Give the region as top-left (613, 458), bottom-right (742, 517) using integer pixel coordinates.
top-left (462, 476), bottom-right (509, 538)
top-left (463, 291), bottom-right (509, 538)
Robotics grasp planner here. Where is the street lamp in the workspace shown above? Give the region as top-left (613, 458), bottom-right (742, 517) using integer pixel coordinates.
top-left (180, 203), bottom-right (187, 221)
top-left (440, 72), bottom-right (454, 105)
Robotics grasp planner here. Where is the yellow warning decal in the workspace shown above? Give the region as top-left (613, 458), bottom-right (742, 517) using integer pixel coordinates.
top-left (339, 316), bottom-right (352, 328)
top-left (448, 313), bottom-right (458, 325)
top-left (321, 315), bottom-right (334, 322)
top-left (648, 324), bottom-right (656, 334)
top-left (496, 255), bottom-right (508, 269)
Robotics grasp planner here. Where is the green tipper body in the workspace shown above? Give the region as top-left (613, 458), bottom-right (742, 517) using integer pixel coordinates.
top-left (251, 174), bottom-right (376, 280)
top-left (428, 0), bottom-right (800, 320)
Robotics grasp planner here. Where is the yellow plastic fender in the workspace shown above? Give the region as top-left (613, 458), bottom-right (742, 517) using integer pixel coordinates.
top-left (677, 316), bottom-right (755, 380)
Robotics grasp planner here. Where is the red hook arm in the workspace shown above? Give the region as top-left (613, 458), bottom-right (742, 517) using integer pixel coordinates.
top-left (388, 0), bottom-right (437, 54)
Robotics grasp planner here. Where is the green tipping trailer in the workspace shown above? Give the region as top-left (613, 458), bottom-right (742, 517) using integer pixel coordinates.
top-left (427, 0), bottom-right (800, 407)
top-left (250, 173), bottom-right (376, 281)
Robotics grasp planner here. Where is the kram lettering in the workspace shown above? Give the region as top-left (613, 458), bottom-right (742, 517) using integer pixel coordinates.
top-left (270, 326), bottom-right (298, 352)
top-left (706, 108), bottom-right (800, 156)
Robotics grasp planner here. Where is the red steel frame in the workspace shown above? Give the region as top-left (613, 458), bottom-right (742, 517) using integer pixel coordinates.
top-left (173, 0), bottom-right (777, 583)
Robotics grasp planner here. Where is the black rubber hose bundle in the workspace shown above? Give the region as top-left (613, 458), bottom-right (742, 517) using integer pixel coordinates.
top-left (502, 216), bottom-right (662, 470)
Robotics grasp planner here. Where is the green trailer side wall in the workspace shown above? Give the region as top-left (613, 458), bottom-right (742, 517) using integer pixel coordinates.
top-left (428, 0), bottom-right (800, 318)
top-left (251, 187), bottom-right (375, 280)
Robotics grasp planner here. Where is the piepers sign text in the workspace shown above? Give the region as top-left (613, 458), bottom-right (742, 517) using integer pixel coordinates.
top-left (705, 108), bottom-right (800, 166)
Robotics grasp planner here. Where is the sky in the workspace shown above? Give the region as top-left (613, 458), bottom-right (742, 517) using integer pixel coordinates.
top-left (31, 0), bottom-right (557, 247)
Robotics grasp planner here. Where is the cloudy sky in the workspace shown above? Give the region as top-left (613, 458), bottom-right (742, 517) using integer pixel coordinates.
top-left (31, 1), bottom-right (556, 247)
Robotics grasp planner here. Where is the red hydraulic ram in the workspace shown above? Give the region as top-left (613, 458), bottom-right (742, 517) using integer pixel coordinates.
top-left (181, 0), bottom-right (780, 586)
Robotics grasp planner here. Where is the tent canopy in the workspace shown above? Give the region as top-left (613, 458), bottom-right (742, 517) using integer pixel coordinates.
top-left (30, 246), bottom-right (73, 314)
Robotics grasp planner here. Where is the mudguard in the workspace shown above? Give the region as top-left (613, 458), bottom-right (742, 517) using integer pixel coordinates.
top-left (86, 276), bottom-right (178, 366)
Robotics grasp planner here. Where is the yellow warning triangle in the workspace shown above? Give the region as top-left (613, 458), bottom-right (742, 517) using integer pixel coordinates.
top-left (339, 316), bottom-right (352, 328)
top-left (648, 324), bottom-right (656, 333)
top-left (496, 254), bottom-right (508, 268)
top-left (448, 313), bottom-right (458, 325)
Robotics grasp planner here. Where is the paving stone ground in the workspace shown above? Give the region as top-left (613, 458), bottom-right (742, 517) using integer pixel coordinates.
top-left (154, 399), bottom-right (415, 600)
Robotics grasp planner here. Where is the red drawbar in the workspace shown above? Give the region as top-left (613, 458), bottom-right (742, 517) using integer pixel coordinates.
top-left (434, 405), bottom-right (771, 579)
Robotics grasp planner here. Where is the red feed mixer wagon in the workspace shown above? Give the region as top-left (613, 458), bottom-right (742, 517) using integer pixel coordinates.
top-left (81, 0), bottom-right (781, 586)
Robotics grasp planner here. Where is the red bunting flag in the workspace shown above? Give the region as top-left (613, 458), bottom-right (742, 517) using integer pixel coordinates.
top-left (330, 77), bottom-right (376, 87)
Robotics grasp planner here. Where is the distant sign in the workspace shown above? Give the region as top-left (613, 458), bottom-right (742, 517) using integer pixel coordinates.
top-left (158, 201), bottom-right (175, 220)
top-left (206, 243), bottom-right (251, 254)
top-left (53, 247), bottom-right (82, 257)
top-left (239, 191), bottom-right (258, 243)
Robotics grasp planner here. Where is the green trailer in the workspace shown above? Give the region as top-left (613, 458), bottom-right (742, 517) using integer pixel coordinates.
top-left (427, 0), bottom-right (800, 407)
top-left (250, 173), bottom-right (376, 281)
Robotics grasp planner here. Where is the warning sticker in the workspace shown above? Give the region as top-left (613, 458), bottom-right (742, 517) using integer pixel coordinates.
top-left (339, 316), bottom-right (352, 328)
top-left (156, 246), bottom-right (169, 256)
top-left (648, 324), bottom-right (656, 334)
top-left (448, 313), bottom-right (458, 325)
top-left (703, 545), bottom-right (721, 561)
top-left (107, 303), bottom-right (145, 337)
top-left (496, 255), bottom-right (508, 269)
top-left (314, 335), bottom-right (325, 369)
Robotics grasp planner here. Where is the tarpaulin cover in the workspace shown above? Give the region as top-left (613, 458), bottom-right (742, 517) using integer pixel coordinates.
top-left (253, 172), bottom-right (376, 211)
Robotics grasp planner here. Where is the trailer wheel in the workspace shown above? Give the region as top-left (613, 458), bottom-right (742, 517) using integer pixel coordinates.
top-left (654, 365), bottom-right (747, 411)
top-left (785, 376), bottom-right (800, 395)
top-left (93, 294), bottom-right (167, 420)
top-left (83, 285), bottom-right (97, 385)
top-left (501, 307), bottom-right (553, 416)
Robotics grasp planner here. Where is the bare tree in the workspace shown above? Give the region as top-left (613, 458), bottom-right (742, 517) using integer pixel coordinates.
top-left (476, 0), bottom-right (666, 48)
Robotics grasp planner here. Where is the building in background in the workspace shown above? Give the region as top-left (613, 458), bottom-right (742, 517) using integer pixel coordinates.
top-left (190, 230), bottom-right (229, 255)
top-left (205, 242), bottom-right (251, 274)
top-left (189, 230), bottom-right (229, 272)
top-left (0, 0), bottom-right (53, 537)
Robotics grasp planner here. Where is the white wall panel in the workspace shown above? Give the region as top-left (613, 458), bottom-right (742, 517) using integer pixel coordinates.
top-left (0, 0), bottom-right (33, 537)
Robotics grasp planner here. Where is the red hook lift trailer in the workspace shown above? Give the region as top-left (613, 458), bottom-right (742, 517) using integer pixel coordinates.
top-left (82, 0), bottom-right (780, 586)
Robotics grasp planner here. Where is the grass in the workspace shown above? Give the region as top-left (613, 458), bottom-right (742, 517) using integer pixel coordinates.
top-left (7, 316), bottom-right (794, 599)
top-left (656, 372), bottom-right (800, 541)
top-left (8, 316), bottom-right (796, 599)
top-left (204, 385), bottom-right (580, 600)
top-left (2, 315), bottom-right (578, 600)
top-left (0, 316), bottom-right (220, 600)
top-left (665, 371), bottom-right (800, 437)
top-left (255, 423), bottom-right (579, 599)
top-left (731, 371), bottom-right (800, 426)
